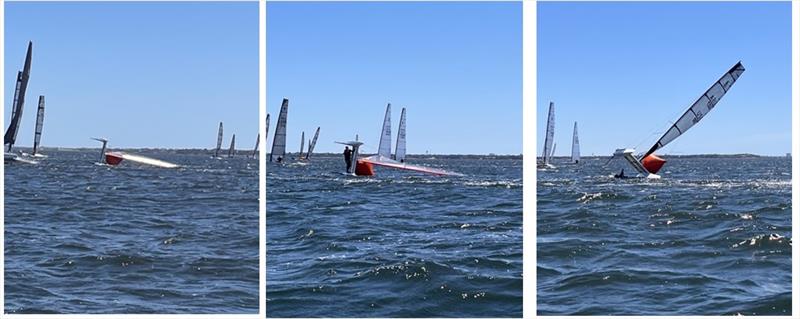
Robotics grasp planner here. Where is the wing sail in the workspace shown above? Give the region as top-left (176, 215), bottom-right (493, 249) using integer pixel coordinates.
top-left (394, 108), bottom-right (406, 162)
top-left (299, 131), bottom-right (305, 157)
top-left (5, 42), bottom-right (33, 151)
top-left (306, 127), bottom-right (320, 159)
top-left (214, 122), bottom-right (223, 157)
top-left (377, 103), bottom-right (392, 157)
top-left (270, 98), bottom-right (288, 162)
top-left (541, 102), bottom-right (555, 164)
top-left (571, 122), bottom-right (580, 163)
top-left (228, 134), bottom-right (236, 157)
top-left (643, 62), bottom-right (745, 158)
top-left (32, 95), bottom-right (45, 155)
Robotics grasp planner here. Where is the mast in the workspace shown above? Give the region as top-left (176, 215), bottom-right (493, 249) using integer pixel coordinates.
top-left (540, 102), bottom-right (555, 165)
top-left (377, 103), bottom-right (392, 158)
top-left (228, 134), bottom-right (236, 157)
top-left (214, 122), bottom-right (223, 157)
top-left (394, 108), bottom-right (406, 162)
top-left (32, 95), bottom-right (45, 155)
top-left (571, 121), bottom-right (580, 163)
top-left (270, 98), bottom-right (288, 162)
top-left (306, 127), bottom-right (320, 160)
top-left (642, 62), bottom-right (746, 158)
top-left (5, 42), bottom-right (33, 152)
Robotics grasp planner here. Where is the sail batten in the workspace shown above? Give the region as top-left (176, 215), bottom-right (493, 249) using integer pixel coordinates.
top-left (270, 98), bottom-right (289, 162)
top-left (377, 103), bottom-right (392, 157)
top-left (540, 102), bottom-right (555, 165)
top-left (32, 95), bottom-right (45, 155)
top-left (394, 108), bottom-right (406, 162)
top-left (306, 127), bottom-right (320, 159)
top-left (643, 62), bottom-right (745, 158)
top-left (571, 122), bottom-right (580, 163)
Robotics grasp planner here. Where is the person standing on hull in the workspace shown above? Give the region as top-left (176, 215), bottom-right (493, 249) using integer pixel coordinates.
top-left (343, 146), bottom-right (353, 172)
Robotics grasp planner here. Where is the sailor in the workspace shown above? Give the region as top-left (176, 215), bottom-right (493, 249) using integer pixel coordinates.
top-left (343, 147), bottom-right (353, 172)
top-left (276, 156), bottom-right (283, 163)
top-left (614, 169), bottom-right (625, 179)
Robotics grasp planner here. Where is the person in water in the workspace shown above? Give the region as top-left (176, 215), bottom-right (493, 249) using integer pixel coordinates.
top-left (614, 169), bottom-right (625, 179)
top-left (343, 147), bottom-right (353, 172)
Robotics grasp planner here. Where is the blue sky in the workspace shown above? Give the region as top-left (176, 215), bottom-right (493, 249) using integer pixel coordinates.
top-left (267, 1), bottom-right (522, 155)
top-left (4, 2), bottom-right (258, 149)
top-left (538, 1), bottom-right (792, 156)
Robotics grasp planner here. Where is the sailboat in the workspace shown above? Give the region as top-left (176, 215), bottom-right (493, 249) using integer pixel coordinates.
top-left (297, 131), bottom-right (305, 159)
top-left (270, 98), bottom-right (288, 163)
top-left (252, 134), bottom-right (259, 159)
top-left (538, 102), bottom-right (556, 169)
top-left (613, 61), bottom-right (745, 179)
top-left (338, 103), bottom-right (461, 176)
top-left (91, 137), bottom-right (179, 168)
top-left (5, 42), bottom-right (36, 164)
top-left (393, 108), bottom-right (406, 162)
top-left (304, 127), bottom-right (320, 160)
top-left (571, 122), bottom-right (580, 164)
top-left (213, 122), bottom-right (223, 158)
top-left (228, 134), bottom-right (236, 157)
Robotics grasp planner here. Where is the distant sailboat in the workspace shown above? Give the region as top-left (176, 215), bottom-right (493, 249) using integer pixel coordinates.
top-left (214, 122), bottom-right (223, 158)
top-left (538, 102), bottom-right (555, 169)
top-left (228, 134), bottom-right (236, 157)
top-left (393, 108), bottom-right (406, 162)
top-left (377, 103), bottom-right (392, 158)
top-left (571, 122), bottom-right (580, 164)
top-left (298, 131), bottom-right (305, 158)
top-left (613, 62), bottom-right (746, 178)
top-left (252, 134), bottom-right (259, 159)
top-left (305, 127), bottom-right (320, 160)
top-left (5, 42), bottom-right (34, 164)
top-left (31, 95), bottom-right (46, 157)
top-left (270, 98), bottom-right (288, 163)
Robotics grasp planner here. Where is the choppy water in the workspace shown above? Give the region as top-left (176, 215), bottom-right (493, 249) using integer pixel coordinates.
top-left (267, 155), bottom-right (522, 317)
top-left (537, 156), bottom-right (791, 315)
top-left (4, 149), bottom-right (259, 313)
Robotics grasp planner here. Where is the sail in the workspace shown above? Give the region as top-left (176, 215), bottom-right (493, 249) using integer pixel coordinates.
top-left (394, 108), bottom-right (406, 162)
top-left (540, 102), bottom-right (555, 164)
top-left (32, 95), bottom-right (45, 155)
top-left (214, 122), bottom-right (223, 157)
top-left (299, 131), bottom-right (305, 157)
top-left (551, 143), bottom-right (557, 159)
top-left (377, 103), bottom-right (392, 157)
top-left (270, 98), bottom-right (288, 162)
top-left (265, 114), bottom-right (270, 148)
top-left (306, 127), bottom-right (320, 159)
top-left (252, 134), bottom-right (259, 159)
top-left (5, 42), bottom-right (33, 151)
top-left (571, 122), bottom-right (580, 163)
top-left (643, 62), bottom-right (746, 158)
top-left (228, 134), bottom-right (236, 157)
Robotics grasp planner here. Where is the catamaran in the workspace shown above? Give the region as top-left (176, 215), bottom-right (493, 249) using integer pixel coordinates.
top-left (5, 42), bottom-right (37, 164)
top-left (612, 61), bottom-right (745, 179)
top-left (270, 98), bottom-right (288, 163)
top-left (91, 137), bottom-right (179, 168)
top-left (538, 102), bottom-right (556, 169)
top-left (571, 122), bottom-right (580, 164)
top-left (337, 103), bottom-right (461, 176)
top-left (213, 122), bottom-right (224, 158)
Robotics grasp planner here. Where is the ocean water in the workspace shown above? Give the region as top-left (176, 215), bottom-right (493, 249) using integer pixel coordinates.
top-left (537, 156), bottom-right (792, 315)
top-left (4, 149), bottom-right (259, 313)
top-left (267, 155), bottom-right (522, 317)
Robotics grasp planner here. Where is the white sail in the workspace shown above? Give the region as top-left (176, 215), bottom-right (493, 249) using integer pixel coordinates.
top-left (551, 143), bottom-right (557, 159)
top-left (270, 98), bottom-right (288, 162)
top-left (540, 102), bottom-right (555, 165)
top-left (214, 122), bottom-right (223, 157)
top-left (571, 122), bottom-right (580, 163)
top-left (299, 131), bottom-right (305, 157)
top-left (394, 107), bottom-right (406, 162)
top-left (643, 62), bottom-right (745, 158)
top-left (306, 126), bottom-right (320, 159)
top-left (32, 95), bottom-right (45, 155)
top-left (377, 103), bottom-right (392, 157)
top-left (228, 134), bottom-right (236, 157)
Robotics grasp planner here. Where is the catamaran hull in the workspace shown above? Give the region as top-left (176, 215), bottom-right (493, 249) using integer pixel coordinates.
top-left (642, 154), bottom-right (666, 174)
top-left (105, 152), bottom-right (125, 165)
top-left (355, 160), bottom-right (374, 176)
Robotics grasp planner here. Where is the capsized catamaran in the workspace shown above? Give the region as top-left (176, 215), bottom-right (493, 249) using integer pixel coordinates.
top-left (538, 102), bottom-right (556, 169)
top-left (338, 103), bottom-right (461, 176)
top-left (213, 122), bottom-right (223, 158)
top-left (5, 42), bottom-right (36, 164)
top-left (270, 98), bottom-right (288, 163)
top-left (571, 122), bottom-right (580, 164)
top-left (612, 61), bottom-right (746, 179)
top-left (91, 137), bottom-right (179, 168)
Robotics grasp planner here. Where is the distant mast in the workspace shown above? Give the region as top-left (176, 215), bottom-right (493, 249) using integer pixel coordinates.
top-left (571, 122), bottom-right (580, 163)
top-left (305, 127), bottom-right (320, 160)
top-left (5, 42), bottom-right (33, 152)
top-left (252, 134), bottom-right (259, 159)
top-left (377, 103), bottom-right (392, 158)
top-left (299, 131), bottom-right (305, 158)
top-left (540, 102), bottom-right (555, 166)
top-left (214, 122), bottom-right (223, 157)
top-left (228, 134), bottom-right (236, 157)
top-left (394, 107), bottom-right (406, 162)
top-left (32, 95), bottom-right (45, 155)
top-left (270, 98), bottom-right (288, 162)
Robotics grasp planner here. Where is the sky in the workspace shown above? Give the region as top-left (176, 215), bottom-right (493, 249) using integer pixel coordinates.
top-left (267, 2), bottom-right (522, 155)
top-left (538, 1), bottom-right (792, 157)
top-left (4, 2), bottom-right (258, 149)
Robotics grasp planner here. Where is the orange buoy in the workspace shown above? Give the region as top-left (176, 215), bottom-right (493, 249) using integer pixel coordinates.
top-left (355, 160), bottom-right (374, 176)
top-left (642, 154), bottom-right (666, 174)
